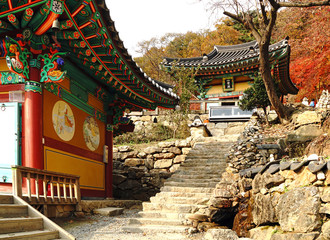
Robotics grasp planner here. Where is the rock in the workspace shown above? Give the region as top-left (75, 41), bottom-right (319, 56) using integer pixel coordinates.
top-left (182, 147), bottom-right (191, 155)
top-left (308, 154), bottom-right (319, 161)
top-left (264, 173), bottom-right (285, 189)
top-left (144, 146), bottom-right (162, 154)
top-left (154, 159), bottom-right (173, 169)
top-left (275, 186), bottom-right (321, 233)
top-left (124, 158), bottom-right (144, 167)
top-left (112, 174), bottom-right (127, 185)
top-left (118, 145), bottom-right (132, 152)
top-left (93, 207), bottom-right (124, 216)
top-left (169, 164), bottom-right (180, 172)
top-left (186, 213), bottom-right (209, 222)
top-left (214, 184), bottom-right (238, 198)
top-left (319, 203), bottom-right (330, 214)
top-left (252, 193), bottom-right (277, 225)
top-left (137, 152), bottom-right (147, 158)
top-left (294, 110), bottom-right (321, 127)
top-left (153, 152), bottom-right (175, 159)
top-left (288, 167), bottom-right (317, 189)
top-left (118, 179), bottom-right (141, 190)
top-left (320, 220), bottom-right (330, 239)
top-left (173, 155), bottom-right (186, 164)
top-left (317, 171), bottom-right (326, 180)
top-left (279, 170), bottom-right (297, 180)
top-left (175, 139), bottom-right (191, 148)
top-left (320, 187), bottom-right (330, 202)
top-left (144, 156), bottom-right (154, 169)
top-left (204, 228), bottom-right (239, 240)
top-left (249, 226), bottom-right (279, 240)
top-left (271, 232), bottom-right (320, 240)
top-left (168, 147), bottom-right (182, 155)
top-left (158, 141), bottom-right (175, 148)
top-left (113, 147), bottom-right (119, 153)
top-left (287, 124), bottom-right (323, 142)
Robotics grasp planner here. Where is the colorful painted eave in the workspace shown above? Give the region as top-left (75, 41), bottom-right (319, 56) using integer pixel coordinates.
top-left (162, 39), bottom-right (298, 95)
top-left (0, 0), bottom-right (179, 110)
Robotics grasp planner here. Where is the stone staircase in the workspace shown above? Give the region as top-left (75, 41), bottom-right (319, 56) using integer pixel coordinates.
top-left (0, 194), bottom-right (75, 239)
top-left (123, 141), bottom-right (232, 234)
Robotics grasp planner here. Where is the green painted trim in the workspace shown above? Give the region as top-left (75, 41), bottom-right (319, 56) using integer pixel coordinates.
top-left (0, 1), bottom-right (48, 19)
top-left (25, 81), bottom-right (42, 94)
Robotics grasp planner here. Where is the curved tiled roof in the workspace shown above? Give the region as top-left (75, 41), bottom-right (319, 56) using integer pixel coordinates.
top-left (163, 39), bottom-right (298, 95)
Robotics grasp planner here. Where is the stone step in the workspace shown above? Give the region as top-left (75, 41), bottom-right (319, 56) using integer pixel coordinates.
top-left (155, 191), bottom-right (213, 199)
top-left (0, 195), bottom-right (13, 204)
top-left (0, 229), bottom-right (59, 239)
top-left (122, 224), bottom-right (189, 234)
top-left (0, 204), bottom-right (28, 218)
top-left (129, 217), bottom-right (183, 226)
top-left (150, 196), bottom-right (209, 205)
top-left (175, 169), bottom-right (224, 175)
top-left (0, 217), bottom-right (43, 234)
top-left (181, 163), bottom-right (227, 168)
top-left (143, 202), bottom-right (205, 213)
top-left (170, 173), bottom-right (221, 180)
top-left (167, 177), bottom-right (221, 183)
top-left (138, 211), bottom-right (189, 220)
top-left (164, 181), bottom-right (218, 188)
top-left (94, 207), bottom-right (124, 217)
top-left (160, 186), bottom-right (214, 193)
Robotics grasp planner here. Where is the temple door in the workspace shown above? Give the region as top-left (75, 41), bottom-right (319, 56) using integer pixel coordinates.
top-left (0, 102), bottom-right (20, 183)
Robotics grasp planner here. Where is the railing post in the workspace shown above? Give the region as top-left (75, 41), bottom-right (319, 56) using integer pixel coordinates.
top-left (12, 166), bottom-right (22, 197)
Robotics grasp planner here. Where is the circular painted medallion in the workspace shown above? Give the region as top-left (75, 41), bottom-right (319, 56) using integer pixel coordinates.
top-left (83, 116), bottom-right (100, 151)
top-left (52, 101), bottom-right (75, 141)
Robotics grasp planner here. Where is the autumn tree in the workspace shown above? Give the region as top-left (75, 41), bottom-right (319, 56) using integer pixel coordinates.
top-left (203, 0), bottom-right (330, 123)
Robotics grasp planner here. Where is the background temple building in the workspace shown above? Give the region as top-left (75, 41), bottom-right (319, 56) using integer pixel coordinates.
top-left (162, 40), bottom-right (298, 121)
top-left (0, 0), bottom-right (179, 200)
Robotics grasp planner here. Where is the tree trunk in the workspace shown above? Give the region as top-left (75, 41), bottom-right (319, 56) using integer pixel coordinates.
top-left (258, 41), bottom-right (289, 123)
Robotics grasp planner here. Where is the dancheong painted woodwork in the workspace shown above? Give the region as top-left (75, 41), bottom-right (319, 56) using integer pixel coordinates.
top-left (0, 0), bottom-right (179, 198)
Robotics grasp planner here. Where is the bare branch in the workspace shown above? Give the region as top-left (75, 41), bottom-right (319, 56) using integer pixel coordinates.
top-left (223, 11), bottom-right (243, 24)
top-left (268, 0), bottom-right (279, 9)
top-left (278, 0), bottom-right (330, 8)
top-left (259, 0), bottom-right (269, 26)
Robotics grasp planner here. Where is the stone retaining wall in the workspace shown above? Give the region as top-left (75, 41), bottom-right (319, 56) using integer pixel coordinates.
top-left (113, 139), bottom-right (192, 201)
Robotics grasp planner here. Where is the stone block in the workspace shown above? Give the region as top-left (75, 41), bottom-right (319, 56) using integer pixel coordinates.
top-left (271, 232), bottom-right (319, 240)
top-left (153, 152), bottom-right (175, 159)
top-left (118, 145), bottom-right (132, 152)
top-left (168, 147), bottom-right (182, 155)
top-left (215, 122), bottom-right (228, 129)
top-left (287, 124), bottom-right (323, 142)
top-left (169, 164), bottom-right (180, 172)
top-left (173, 155), bottom-right (186, 164)
top-left (288, 167), bottom-right (317, 189)
top-left (124, 158), bottom-right (144, 167)
top-left (154, 159), bottom-right (173, 169)
top-left (249, 226), bottom-right (279, 240)
top-left (320, 187), bottom-right (330, 202)
top-left (94, 207), bottom-right (124, 216)
top-left (144, 146), bottom-right (162, 154)
top-left (252, 193), bottom-right (277, 225)
top-left (158, 141), bottom-right (175, 148)
top-left (182, 148), bottom-right (191, 155)
top-left (175, 139), bottom-right (191, 148)
top-left (319, 203), bottom-right (330, 214)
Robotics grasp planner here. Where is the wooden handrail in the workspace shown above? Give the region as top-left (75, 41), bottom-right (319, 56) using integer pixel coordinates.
top-left (12, 165), bottom-right (81, 205)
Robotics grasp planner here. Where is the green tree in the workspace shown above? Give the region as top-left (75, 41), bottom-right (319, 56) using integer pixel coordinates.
top-left (239, 77), bottom-right (273, 125)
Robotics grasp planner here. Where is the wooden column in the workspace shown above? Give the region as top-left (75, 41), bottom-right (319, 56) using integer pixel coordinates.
top-left (22, 65), bottom-right (43, 171)
top-left (105, 115), bottom-right (113, 198)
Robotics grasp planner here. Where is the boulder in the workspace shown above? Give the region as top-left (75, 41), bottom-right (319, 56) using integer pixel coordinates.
top-left (288, 167), bottom-right (317, 189)
top-left (321, 187), bottom-right (330, 202)
top-left (271, 232), bottom-right (320, 240)
top-left (204, 228), bottom-right (239, 240)
top-left (252, 193), bottom-right (277, 225)
top-left (154, 159), bottom-right (173, 169)
top-left (175, 139), bottom-right (191, 148)
top-left (182, 148), bottom-right (192, 155)
top-left (275, 186), bottom-right (321, 233)
top-left (320, 220), bottom-right (330, 239)
top-left (249, 226), bottom-right (279, 240)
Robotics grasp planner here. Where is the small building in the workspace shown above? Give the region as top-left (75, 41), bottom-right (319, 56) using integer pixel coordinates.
top-left (162, 40), bottom-right (298, 121)
top-left (0, 0), bottom-right (178, 199)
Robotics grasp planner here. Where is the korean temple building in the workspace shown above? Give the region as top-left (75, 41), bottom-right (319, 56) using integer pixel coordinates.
top-left (162, 40), bottom-right (298, 121)
top-left (0, 0), bottom-right (179, 198)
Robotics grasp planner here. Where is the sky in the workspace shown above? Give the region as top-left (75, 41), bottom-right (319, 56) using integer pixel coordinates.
top-left (105, 0), bottom-right (218, 57)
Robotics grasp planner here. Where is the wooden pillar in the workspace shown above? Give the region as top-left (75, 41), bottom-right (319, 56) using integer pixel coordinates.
top-left (105, 116), bottom-right (113, 198)
top-left (22, 65), bottom-right (43, 171)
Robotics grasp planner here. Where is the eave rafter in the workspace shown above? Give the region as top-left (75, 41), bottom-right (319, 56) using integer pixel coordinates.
top-left (0, 0), bottom-right (178, 110)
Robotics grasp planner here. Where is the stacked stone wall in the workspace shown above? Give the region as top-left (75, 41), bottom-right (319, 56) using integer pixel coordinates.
top-left (113, 139), bottom-right (192, 201)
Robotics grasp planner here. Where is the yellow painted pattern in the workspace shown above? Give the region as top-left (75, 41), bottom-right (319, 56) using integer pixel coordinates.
top-left (0, 58), bottom-right (8, 72)
top-left (44, 146), bottom-right (105, 190)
